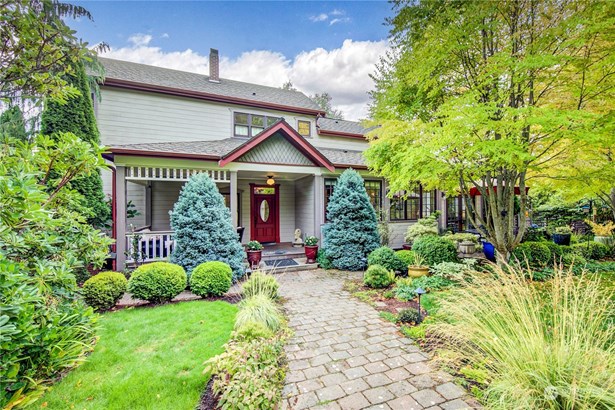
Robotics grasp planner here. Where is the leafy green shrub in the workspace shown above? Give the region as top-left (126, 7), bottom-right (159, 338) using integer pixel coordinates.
top-left (127, 262), bottom-right (187, 303)
top-left (241, 271), bottom-right (279, 300)
top-left (561, 252), bottom-right (587, 268)
top-left (316, 249), bottom-right (333, 269)
top-left (190, 261), bottom-right (232, 297)
top-left (543, 242), bottom-right (571, 260)
top-left (443, 232), bottom-right (479, 245)
top-left (368, 246), bottom-right (405, 272)
top-left (397, 308), bottom-right (421, 324)
top-left (394, 283), bottom-right (416, 301)
top-left (322, 169), bottom-right (380, 271)
top-left (170, 173), bottom-right (245, 281)
top-left (401, 324), bottom-right (427, 340)
top-left (412, 236), bottom-right (458, 266)
top-left (431, 266), bottom-right (615, 409)
top-left (405, 214), bottom-right (439, 243)
top-left (511, 241), bottom-right (552, 269)
top-left (571, 242), bottom-right (610, 260)
top-left (235, 294), bottom-right (282, 332)
top-left (430, 261), bottom-right (473, 283)
top-left (206, 334), bottom-right (287, 409)
top-left (522, 226), bottom-right (548, 242)
top-left (82, 271), bottom-right (127, 311)
top-left (234, 321), bottom-right (274, 341)
top-left (395, 250), bottom-right (416, 270)
top-left (411, 275), bottom-right (455, 291)
top-left (363, 264), bottom-right (395, 289)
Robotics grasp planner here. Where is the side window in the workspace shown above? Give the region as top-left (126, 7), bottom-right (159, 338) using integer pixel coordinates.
top-left (297, 120), bottom-right (311, 137)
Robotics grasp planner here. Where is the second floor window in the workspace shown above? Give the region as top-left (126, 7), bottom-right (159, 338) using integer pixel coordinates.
top-left (297, 120), bottom-right (311, 137)
top-left (234, 112), bottom-right (278, 137)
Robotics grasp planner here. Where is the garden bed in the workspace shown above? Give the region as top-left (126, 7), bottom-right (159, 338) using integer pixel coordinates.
top-left (343, 279), bottom-right (422, 316)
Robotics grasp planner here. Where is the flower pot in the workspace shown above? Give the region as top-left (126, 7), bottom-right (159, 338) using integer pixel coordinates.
top-left (305, 245), bottom-right (318, 264)
top-left (407, 265), bottom-right (429, 278)
top-left (483, 241), bottom-right (496, 262)
top-left (246, 250), bottom-right (262, 269)
top-left (459, 241), bottom-right (476, 254)
top-left (402, 243), bottom-right (412, 250)
top-left (594, 235), bottom-right (614, 247)
top-left (552, 233), bottom-right (571, 246)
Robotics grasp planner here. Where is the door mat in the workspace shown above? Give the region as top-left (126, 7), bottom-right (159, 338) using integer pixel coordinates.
top-left (265, 259), bottom-right (298, 267)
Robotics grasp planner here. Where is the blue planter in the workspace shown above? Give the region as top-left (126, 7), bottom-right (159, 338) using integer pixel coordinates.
top-left (483, 241), bottom-right (496, 262)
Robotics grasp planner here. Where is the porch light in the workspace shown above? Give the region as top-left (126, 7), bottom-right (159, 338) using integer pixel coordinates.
top-left (266, 175), bottom-right (275, 186)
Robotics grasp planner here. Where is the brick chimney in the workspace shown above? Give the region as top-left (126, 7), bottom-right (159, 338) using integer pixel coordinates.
top-left (209, 48), bottom-right (220, 83)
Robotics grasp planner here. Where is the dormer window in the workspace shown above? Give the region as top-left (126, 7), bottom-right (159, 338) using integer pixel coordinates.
top-left (234, 112), bottom-right (278, 137)
top-left (297, 120), bottom-right (311, 137)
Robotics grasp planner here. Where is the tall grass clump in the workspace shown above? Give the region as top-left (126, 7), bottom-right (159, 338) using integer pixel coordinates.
top-left (241, 271), bottom-right (279, 300)
top-left (430, 265), bottom-right (615, 409)
top-left (235, 294), bottom-right (282, 332)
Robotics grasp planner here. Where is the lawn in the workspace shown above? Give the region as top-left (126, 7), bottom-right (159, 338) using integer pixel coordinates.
top-left (40, 300), bottom-right (237, 410)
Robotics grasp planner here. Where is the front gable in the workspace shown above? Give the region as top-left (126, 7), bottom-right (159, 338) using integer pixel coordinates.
top-left (237, 133), bottom-right (314, 166)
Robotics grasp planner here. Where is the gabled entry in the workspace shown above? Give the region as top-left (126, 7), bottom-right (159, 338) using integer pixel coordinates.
top-left (250, 184), bottom-right (280, 243)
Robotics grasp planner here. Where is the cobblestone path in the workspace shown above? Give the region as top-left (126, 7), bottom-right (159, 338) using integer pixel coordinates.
top-left (278, 269), bottom-right (476, 410)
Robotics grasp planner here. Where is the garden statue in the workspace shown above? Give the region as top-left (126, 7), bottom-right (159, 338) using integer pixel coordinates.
top-left (293, 228), bottom-right (304, 247)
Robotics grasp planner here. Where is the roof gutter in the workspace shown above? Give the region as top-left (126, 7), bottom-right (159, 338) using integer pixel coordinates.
top-left (317, 129), bottom-right (367, 140)
top-left (104, 148), bottom-right (220, 162)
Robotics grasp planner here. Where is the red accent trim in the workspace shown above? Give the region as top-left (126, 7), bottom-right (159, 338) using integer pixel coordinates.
top-left (103, 79), bottom-right (326, 117)
top-left (469, 186), bottom-right (530, 196)
top-left (317, 129), bottom-right (366, 139)
top-left (249, 184), bottom-right (280, 243)
top-left (220, 120), bottom-right (335, 172)
top-left (111, 166), bottom-right (117, 271)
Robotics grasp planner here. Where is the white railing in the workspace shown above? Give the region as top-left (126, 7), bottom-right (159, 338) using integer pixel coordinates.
top-left (125, 231), bottom-right (175, 263)
top-left (125, 167), bottom-right (230, 183)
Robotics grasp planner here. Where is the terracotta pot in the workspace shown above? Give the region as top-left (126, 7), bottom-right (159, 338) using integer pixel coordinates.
top-left (594, 235), bottom-right (614, 247)
top-left (305, 245), bottom-right (318, 264)
top-left (407, 265), bottom-right (429, 278)
top-left (246, 250), bottom-right (262, 269)
top-left (402, 243), bottom-right (412, 251)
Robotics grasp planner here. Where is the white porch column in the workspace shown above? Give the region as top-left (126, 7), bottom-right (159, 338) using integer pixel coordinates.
top-left (115, 166), bottom-right (127, 270)
top-left (314, 174), bottom-right (324, 239)
top-left (230, 171), bottom-right (238, 227)
top-left (438, 190), bottom-right (447, 231)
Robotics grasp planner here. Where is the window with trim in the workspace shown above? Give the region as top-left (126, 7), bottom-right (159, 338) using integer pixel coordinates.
top-left (297, 120), bottom-right (311, 137)
top-left (446, 196), bottom-right (468, 232)
top-left (234, 112), bottom-right (278, 137)
top-left (390, 186), bottom-right (437, 221)
top-left (324, 178), bottom-right (382, 221)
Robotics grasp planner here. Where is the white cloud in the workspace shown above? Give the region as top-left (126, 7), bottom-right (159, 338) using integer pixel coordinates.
top-left (161, 33), bottom-right (170, 39)
top-left (309, 13), bottom-right (328, 22)
top-left (331, 9), bottom-right (345, 16)
top-left (309, 9), bottom-right (351, 25)
top-left (127, 33), bottom-right (153, 47)
top-left (102, 37), bottom-right (389, 120)
top-left (330, 17), bottom-right (351, 26)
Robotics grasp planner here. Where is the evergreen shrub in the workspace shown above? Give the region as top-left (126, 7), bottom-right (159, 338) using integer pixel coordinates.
top-left (190, 261), bottom-right (232, 297)
top-left (405, 214), bottom-right (439, 243)
top-left (397, 308), bottom-right (421, 324)
top-left (316, 249), bottom-right (333, 269)
top-left (511, 242), bottom-right (552, 268)
top-left (82, 271), bottom-right (127, 311)
top-left (395, 250), bottom-right (417, 270)
top-left (127, 262), bottom-right (187, 303)
top-left (571, 242), bottom-right (610, 260)
top-left (363, 264), bottom-right (395, 289)
top-left (412, 236), bottom-right (458, 266)
top-left (322, 169), bottom-right (380, 270)
top-left (170, 173), bottom-right (245, 280)
top-left (368, 246), bottom-right (405, 272)
top-left (241, 271), bottom-right (279, 299)
top-left (544, 242), bottom-right (570, 261)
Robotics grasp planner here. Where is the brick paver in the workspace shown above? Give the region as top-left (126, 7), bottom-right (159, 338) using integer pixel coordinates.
top-left (278, 269), bottom-right (477, 409)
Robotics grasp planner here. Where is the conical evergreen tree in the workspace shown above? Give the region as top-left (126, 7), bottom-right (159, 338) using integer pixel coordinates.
top-left (0, 105), bottom-right (28, 141)
top-left (170, 173), bottom-right (245, 280)
top-left (323, 168), bottom-right (380, 270)
top-left (41, 60), bottom-right (109, 227)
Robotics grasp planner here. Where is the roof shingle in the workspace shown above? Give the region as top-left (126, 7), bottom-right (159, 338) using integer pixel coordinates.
top-left (317, 117), bottom-right (375, 136)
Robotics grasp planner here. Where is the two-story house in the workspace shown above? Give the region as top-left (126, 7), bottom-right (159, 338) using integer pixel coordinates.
top-left (98, 50), bottom-right (464, 271)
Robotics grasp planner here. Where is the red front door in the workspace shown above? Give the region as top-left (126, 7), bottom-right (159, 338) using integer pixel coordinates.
top-left (250, 184), bottom-right (279, 243)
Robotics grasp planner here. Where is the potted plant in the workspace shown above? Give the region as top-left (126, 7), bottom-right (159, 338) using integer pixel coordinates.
top-left (407, 254), bottom-right (429, 278)
top-left (552, 226), bottom-right (572, 246)
top-left (586, 220), bottom-right (615, 247)
top-left (304, 236), bottom-right (319, 263)
top-left (246, 240), bottom-right (264, 269)
top-left (483, 241), bottom-right (496, 262)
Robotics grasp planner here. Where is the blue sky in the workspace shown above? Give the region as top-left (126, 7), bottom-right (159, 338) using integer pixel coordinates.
top-left (71, 1), bottom-right (394, 120)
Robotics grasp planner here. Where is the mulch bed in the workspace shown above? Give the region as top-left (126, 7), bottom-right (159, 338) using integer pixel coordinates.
top-left (197, 378), bottom-right (219, 410)
top-left (345, 279), bottom-right (423, 315)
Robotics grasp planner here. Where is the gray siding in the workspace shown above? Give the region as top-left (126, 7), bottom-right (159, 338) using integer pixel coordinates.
top-left (126, 181), bottom-right (146, 229)
top-left (294, 176), bottom-right (316, 238)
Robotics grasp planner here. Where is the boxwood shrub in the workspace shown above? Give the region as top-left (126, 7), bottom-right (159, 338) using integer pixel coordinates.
top-left (368, 246), bottom-right (405, 272)
top-left (127, 262), bottom-right (187, 303)
top-left (571, 242), bottom-right (610, 260)
top-left (363, 264), bottom-right (395, 289)
top-left (190, 261), bottom-right (232, 297)
top-left (395, 250), bottom-right (416, 272)
top-left (511, 242), bottom-right (552, 269)
top-left (412, 236), bottom-right (458, 266)
top-left (82, 271), bottom-right (127, 311)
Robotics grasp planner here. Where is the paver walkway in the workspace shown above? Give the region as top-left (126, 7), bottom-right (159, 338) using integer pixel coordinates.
top-left (278, 269), bottom-right (476, 410)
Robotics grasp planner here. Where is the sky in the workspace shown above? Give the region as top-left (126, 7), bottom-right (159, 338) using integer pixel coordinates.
top-left (71, 1), bottom-right (394, 120)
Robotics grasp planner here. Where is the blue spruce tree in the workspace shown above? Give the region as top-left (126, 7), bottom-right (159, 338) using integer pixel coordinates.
top-left (323, 169), bottom-right (380, 270)
top-left (170, 173), bottom-right (245, 280)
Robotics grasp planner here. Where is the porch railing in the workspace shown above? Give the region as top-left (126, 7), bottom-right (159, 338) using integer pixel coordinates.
top-left (125, 231), bottom-right (175, 264)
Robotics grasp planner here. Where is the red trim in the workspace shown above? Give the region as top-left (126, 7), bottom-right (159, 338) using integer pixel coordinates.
top-left (111, 166), bottom-right (117, 271)
top-left (249, 184), bottom-right (280, 243)
top-left (317, 129), bottom-right (366, 139)
top-left (469, 186), bottom-right (530, 196)
top-left (220, 120), bottom-right (335, 172)
top-left (103, 79), bottom-right (326, 117)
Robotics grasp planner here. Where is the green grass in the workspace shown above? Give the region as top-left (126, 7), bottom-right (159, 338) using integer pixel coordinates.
top-left (40, 300), bottom-right (237, 410)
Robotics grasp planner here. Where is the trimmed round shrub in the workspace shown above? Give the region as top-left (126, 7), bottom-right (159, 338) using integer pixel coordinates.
top-left (544, 242), bottom-right (571, 261)
top-left (127, 262), bottom-right (187, 303)
top-left (396, 250), bottom-right (417, 270)
top-left (412, 236), bottom-right (458, 266)
top-left (397, 307), bottom-right (421, 324)
top-left (235, 320), bottom-right (274, 341)
top-left (235, 294), bottom-right (282, 332)
top-left (190, 261), bottom-right (232, 297)
top-left (368, 246), bottom-right (405, 272)
top-left (511, 242), bottom-right (552, 268)
top-left (561, 252), bottom-right (587, 268)
top-left (363, 264), bottom-right (395, 289)
top-left (241, 271), bottom-right (279, 299)
top-left (82, 271), bottom-right (127, 311)
top-left (571, 242), bottom-right (610, 260)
